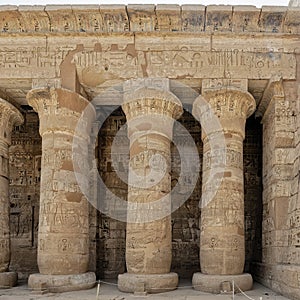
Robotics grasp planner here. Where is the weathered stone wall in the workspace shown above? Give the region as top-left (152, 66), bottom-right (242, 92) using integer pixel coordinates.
top-left (96, 108), bottom-right (128, 279)
top-left (252, 58), bottom-right (300, 300)
top-left (244, 116), bottom-right (263, 272)
top-left (171, 110), bottom-right (202, 278)
top-left (9, 112), bottom-right (41, 279)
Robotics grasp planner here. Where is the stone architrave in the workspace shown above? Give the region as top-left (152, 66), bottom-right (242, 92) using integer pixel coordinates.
top-left (118, 79), bottom-right (182, 294)
top-left (192, 87), bottom-right (256, 293)
top-left (0, 98), bottom-right (23, 288)
top-left (26, 88), bottom-right (96, 292)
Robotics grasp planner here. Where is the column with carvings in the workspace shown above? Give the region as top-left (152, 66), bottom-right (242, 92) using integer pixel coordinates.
top-left (0, 99), bottom-right (23, 288)
top-left (118, 79), bottom-right (182, 294)
top-left (27, 88), bottom-right (96, 292)
top-left (192, 81), bottom-right (256, 293)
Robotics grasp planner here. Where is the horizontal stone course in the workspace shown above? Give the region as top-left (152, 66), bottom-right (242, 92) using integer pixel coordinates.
top-left (0, 5), bottom-right (298, 33)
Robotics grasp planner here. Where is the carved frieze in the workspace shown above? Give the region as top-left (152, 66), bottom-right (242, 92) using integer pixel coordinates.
top-left (0, 41), bottom-right (296, 86)
top-left (0, 5), bottom-right (297, 34)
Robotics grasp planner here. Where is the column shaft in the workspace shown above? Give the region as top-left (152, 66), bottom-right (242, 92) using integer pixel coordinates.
top-left (38, 130), bottom-right (89, 274)
top-left (0, 141), bottom-right (10, 274)
top-left (192, 88), bottom-right (256, 293)
top-left (126, 132), bottom-right (172, 274)
top-left (118, 80), bottom-right (182, 293)
top-left (0, 98), bottom-right (23, 287)
top-left (201, 127), bottom-right (245, 274)
top-left (27, 88), bottom-right (96, 292)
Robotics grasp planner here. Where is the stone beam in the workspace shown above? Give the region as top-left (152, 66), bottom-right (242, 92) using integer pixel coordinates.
top-left (0, 36), bottom-right (296, 87)
top-left (73, 49), bottom-right (296, 83)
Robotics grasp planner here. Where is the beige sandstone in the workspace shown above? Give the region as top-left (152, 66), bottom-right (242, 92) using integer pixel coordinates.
top-left (0, 99), bottom-right (23, 288)
top-left (0, 4), bottom-right (297, 299)
top-left (192, 85), bottom-right (256, 292)
top-left (26, 88), bottom-right (96, 291)
top-left (118, 79), bottom-right (182, 293)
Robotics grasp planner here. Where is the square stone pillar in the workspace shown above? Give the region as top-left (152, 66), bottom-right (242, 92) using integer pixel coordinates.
top-left (0, 98), bottom-right (23, 288)
top-left (27, 88), bottom-right (96, 292)
top-left (118, 79), bottom-right (182, 293)
top-left (253, 79), bottom-right (300, 299)
top-left (192, 86), bottom-right (256, 293)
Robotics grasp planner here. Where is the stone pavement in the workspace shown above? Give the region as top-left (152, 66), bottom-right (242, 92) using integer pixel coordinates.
top-left (0, 281), bottom-right (291, 300)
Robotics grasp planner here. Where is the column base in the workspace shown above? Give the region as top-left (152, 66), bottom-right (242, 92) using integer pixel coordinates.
top-left (192, 272), bottom-right (253, 294)
top-left (0, 272), bottom-right (17, 288)
top-left (28, 272), bottom-right (96, 293)
top-left (118, 272), bottom-right (178, 294)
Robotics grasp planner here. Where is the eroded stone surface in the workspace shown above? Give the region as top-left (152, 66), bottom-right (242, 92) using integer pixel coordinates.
top-left (193, 88), bottom-right (256, 276)
top-left (0, 99), bottom-right (23, 288)
top-left (0, 272), bottom-right (18, 288)
top-left (192, 273), bottom-right (253, 293)
top-left (28, 272), bottom-right (96, 293)
top-left (118, 272), bottom-right (178, 293)
top-left (0, 4), bottom-right (297, 299)
top-left (119, 79), bottom-right (182, 291)
top-left (27, 88), bottom-right (95, 277)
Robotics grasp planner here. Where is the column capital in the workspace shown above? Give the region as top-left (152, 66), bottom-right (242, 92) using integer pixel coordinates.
top-left (122, 79), bottom-right (183, 140)
top-left (27, 88), bottom-right (95, 137)
top-left (193, 87), bottom-right (256, 139)
top-left (195, 88), bottom-right (256, 120)
top-left (122, 87), bottom-right (183, 120)
top-left (0, 98), bottom-right (24, 145)
top-left (122, 79), bottom-right (182, 121)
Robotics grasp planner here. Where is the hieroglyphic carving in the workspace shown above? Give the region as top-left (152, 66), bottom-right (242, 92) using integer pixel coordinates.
top-left (71, 6), bottom-right (103, 33)
top-left (0, 43), bottom-right (296, 82)
top-left (202, 78), bottom-right (248, 91)
top-left (123, 79), bottom-right (182, 281)
top-left (205, 5), bottom-right (233, 32)
top-left (0, 5), bottom-right (298, 34)
top-left (0, 44), bottom-right (75, 79)
top-left (73, 49), bottom-right (143, 83)
top-left (145, 50), bottom-right (296, 79)
top-left (0, 99), bottom-right (23, 279)
top-left (181, 5), bottom-right (205, 32)
top-left (39, 202), bottom-right (88, 230)
top-left (71, 48), bottom-right (297, 86)
top-left (203, 148), bottom-right (243, 171)
top-left (18, 7), bottom-right (50, 33)
top-left (127, 5), bottom-right (156, 32)
top-left (27, 88), bottom-right (95, 276)
top-left (155, 5), bottom-right (181, 32)
top-left (9, 112), bottom-right (41, 264)
top-left (193, 88), bottom-right (256, 276)
top-left (100, 5), bottom-right (129, 32)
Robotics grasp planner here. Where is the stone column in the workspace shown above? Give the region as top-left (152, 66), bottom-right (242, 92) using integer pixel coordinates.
top-left (27, 88), bottom-right (96, 292)
top-left (192, 87), bottom-right (256, 293)
top-left (0, 99), bottom-right (23, 288)
top-left (118, 79), bottom-right (182, 294)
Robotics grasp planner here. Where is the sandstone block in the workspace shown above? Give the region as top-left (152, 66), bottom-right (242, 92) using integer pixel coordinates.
top-left (118, 272), bottom-right (178, 293)
top-left (192, 273), bottom-right (253, 293)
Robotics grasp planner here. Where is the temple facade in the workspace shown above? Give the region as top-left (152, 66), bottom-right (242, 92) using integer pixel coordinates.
top-left (0, 4), bottom-right (299, 299)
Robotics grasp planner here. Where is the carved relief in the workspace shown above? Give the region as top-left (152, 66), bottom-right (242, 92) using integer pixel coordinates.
top-left (124, 80), bottom-right (182, 275)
